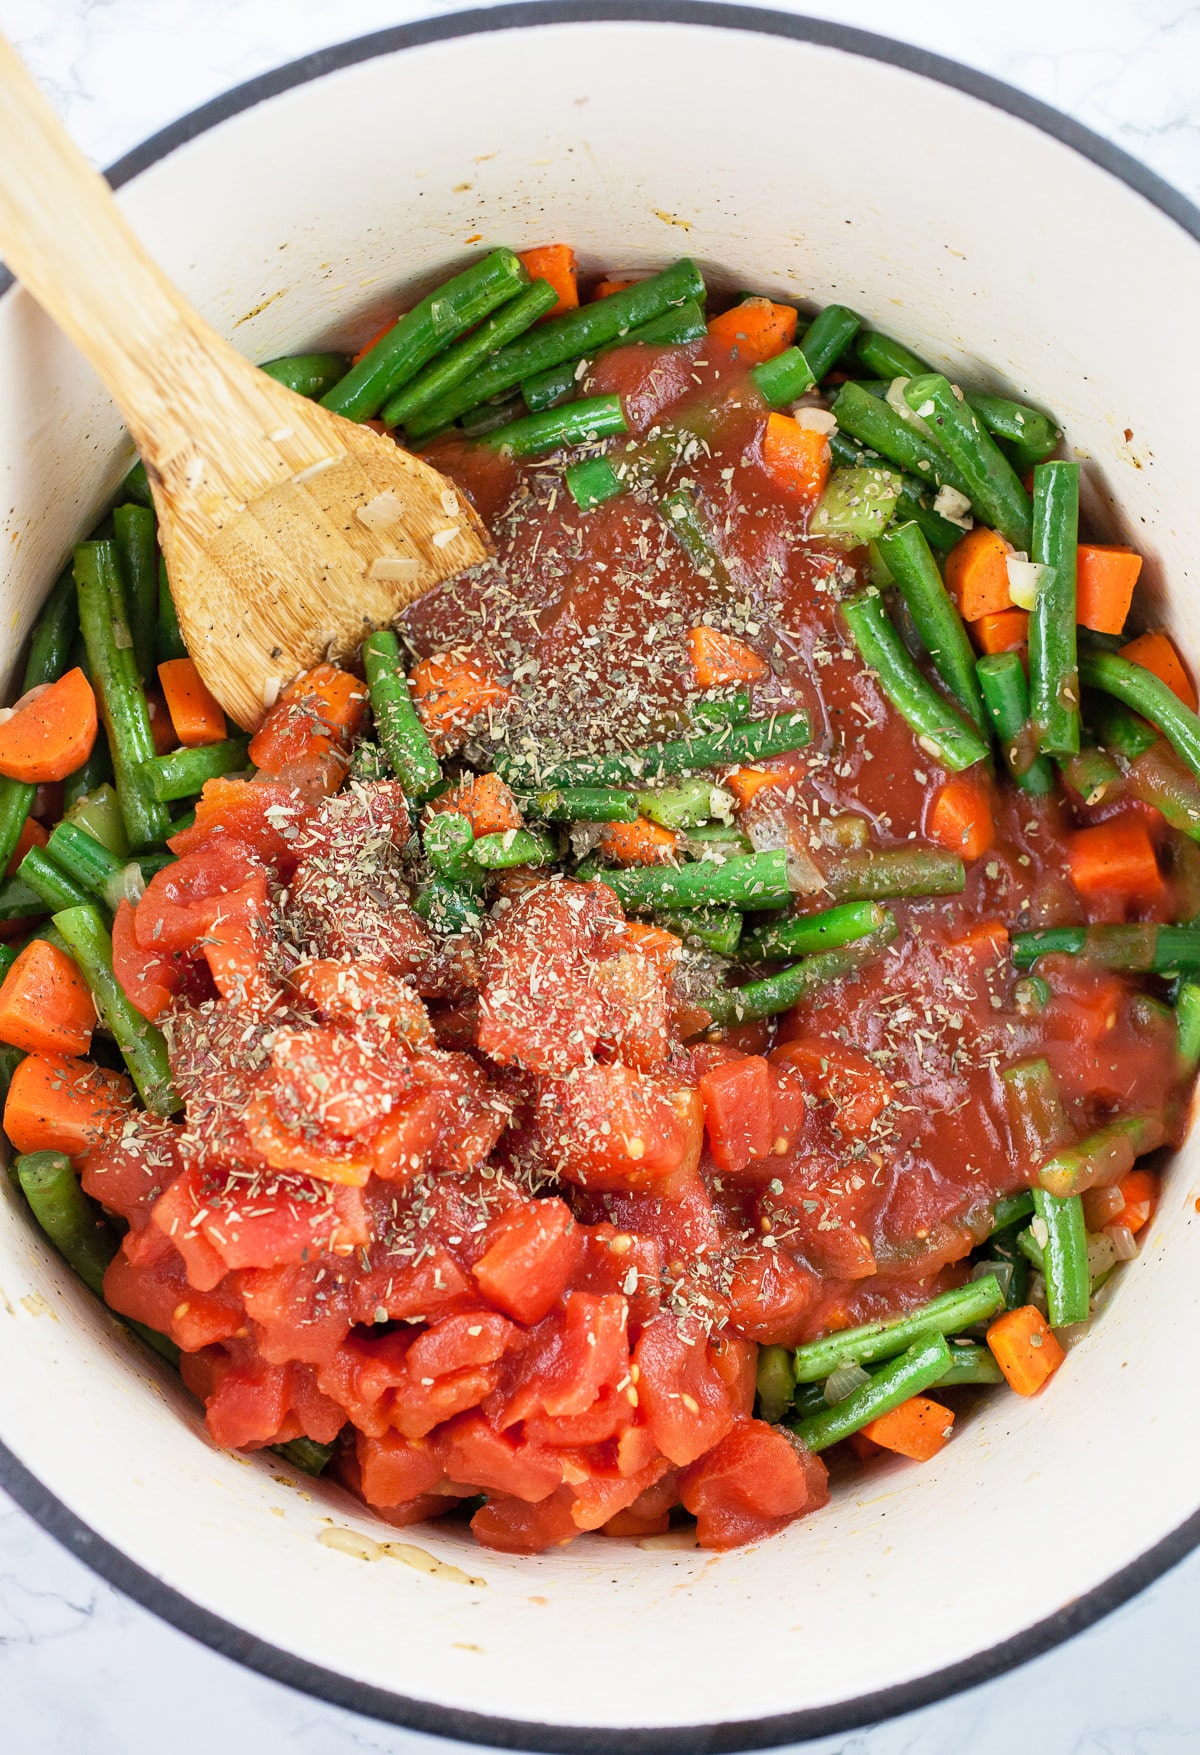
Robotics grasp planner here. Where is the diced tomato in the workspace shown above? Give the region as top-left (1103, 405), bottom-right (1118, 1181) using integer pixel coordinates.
top-left (698, 1054), bottom-right (774, 1173)
top-left (536, 1062), bottom-right (693, 1193)
top-left (134, 838), bottom-right (263, 953)
top-left (770, 1034), bottom-right (895, 1135)
top-left (112, 898), bottom-right (183, 1019)
top-left (167, 774), bottom-right (327, 864)
top-left (471, 1485), bottom-right (580, 1554)
top-left (357, 1428), bottom-right (445, 1507)
top-left (679, 1418), bottom-right (829, 1550)
top-left (472, 1198), bottom-right (582, 1324)
top-left (238, 1260), bottom-right (352, 1367)
top-left (633, 1315), bottom-right (737, 1467)
top-left (200, 871), bottom-right (272, 1005)
top-left (205, 1356), bottom-right (293, 1450)
top-left (437, 1413), bottom-right (564, 1503)
top-left (723, 1243), bottom-right (819, 1346)
top-left (248, 665), bottom-right (367, 772)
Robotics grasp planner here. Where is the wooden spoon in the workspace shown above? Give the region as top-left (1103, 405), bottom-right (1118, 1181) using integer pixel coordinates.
top-left (0, 34), bottom-right (491, 730)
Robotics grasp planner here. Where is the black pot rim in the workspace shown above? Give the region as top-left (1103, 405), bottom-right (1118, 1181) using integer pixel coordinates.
top-left (2, 7), bottom-right (1198, 1749)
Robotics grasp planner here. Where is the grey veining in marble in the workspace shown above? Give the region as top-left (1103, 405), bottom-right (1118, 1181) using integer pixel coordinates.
top-left (1, 1), bottom-right (1199, 1750)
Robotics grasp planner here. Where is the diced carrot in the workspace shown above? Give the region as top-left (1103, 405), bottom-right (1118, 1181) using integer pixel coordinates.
top-left (687, 626), bottom-right (769, 689)
top-left (592, 278), bottom-right (638, 300)
top-left (599, 817), bottom-right (679, 866)
top-left (986, 1305), bottom-right (1065, 1395)
top-left (1076, 544), bottom-right (1142, 636)
top-left (944, 919), bottom-right (1010, 966)
top-left (518, 245), bottom-right (578, 319)
top-left (724, 766), bottom-right (787, 810)
top-left (157, 658), bottom-right (227, 748)
top-left (145, 686), bottom-right (177, 756)
top-left (351, 317), bottom-right (397, 367)
top-left (429, 771), bottom-right (523, 837)
top-left (706, 297), bottom-right (797, 366)
top-left (1113, 1166), bottom-right (1158, 1235)
top-left (5, 815), bottom-right (47, 877)
top-left (1119, 630), bottom-right (1198, 712)
top-left (3, 1051), bottom-right (132, 1160)
top-left (0, 939), bottom-right (96, 1058)
top-left (1067, 813), bottom-right (1163, 907)
top-left (862, 1395), bottom-right (955, 1462)
top-left (970, 608), bottom-right (1029, 655)
top-left (0, 668), bottom-right (97, 784)
top-left (847, 1430), bottom-right (883, 1462)
top-left (926, 775), bottom-right (995, 861)
top-left (623, 921), bottom-right (683, 971)
top-left (409, 651), bottom-right (512, 755)
top-left (248, 663), bottom-right (368, 771)
top-left (760, 413), bottom-right (831, 502)
top-left (945, 526), bottom-right (1012, 621)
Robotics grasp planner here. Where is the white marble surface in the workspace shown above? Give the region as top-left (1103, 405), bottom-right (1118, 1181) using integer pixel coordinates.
top-left (1, 0), bottom-right (1199, 1749)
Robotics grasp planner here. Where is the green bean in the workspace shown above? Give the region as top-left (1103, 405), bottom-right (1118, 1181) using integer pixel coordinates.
top-left (831, 381), bottom-right (969, 497)
top-left (981, 1223), bottom-right (1032, 1312)
top-left (638, 777), bottom-right (733, 831)
top-left (809, 467), bottom-right (902, 544)
top-left (969, 393), bottom-right (1060, 473)
top-left (756, 1344), bottom-right (796, 1423)
top-left (361, 630), bottom-right (441, 801)
top-left (1028, 461), bottom-right (1080, 756)
top-left (518, 297), bottom-right (708, 414)
top-left (1037, 1115), bottom-right (1163, 1200)
top-left (1080, 649), bottom-right (1200, 782)
top-left (0, 779), bottom-right (35, 880)
top-left (877, 522), bottom-right (987, 735)
top-left (113, 504), bottom-right (158, 683)
top-left (405, 260), bottom-right (706, 437)
top-left (45, 822), bottom-right (133, 910)
top-left (273, 1437), bottom-right (336, 1477)
top-left (824, 846), bottom-right (966, 903)
top-left (413, 877), bottom-right (484, 936)
top-left (683, 823), bottom-right (751, 854)
top-left (855, 331), bottom-right (930, 380)
top-left (702, 916), bottom-right (897, 1024)
top-left (322, 249), bottom-right (529, 422)
top-left (1030, 1187), bottom-right (1089, 1327)
top-left (63, 783), bottom-right (129, 859)
top-left (792, 1275), bottom-right (1004, 1382)
top-left (597, 849), bottom-right (792, 913)
top-left (140, 737), bottom-right (250, 804)
top-left (1013, 975), bottom-right (1051, 1017)
top-left (1124, 740), bottom-right (1200, 838)
top-left (53, 905), bottom-right (180, 1115)
top-left (63, 735), bottom-right (115, 814)
top-left (1012, 923), bottom-right (1200, 974)
top-left (937, 1341), bottom-right (1005, 1387)
top-left (155, 554), bottom-right (187, 665)
top-left (120, 459), bottom-right (153, 508)
top-left (740, 899), bottom-right (888, 962)
top-left (990, 1191), bottom-right (1036, 1232)
top-left (1060, 745), bottom-right (1123, 808)
top-left (659, 487), bottom-right (731, 587)
top-left (565, 457), bottom-right (623, 511)
top-left (1177, 977), bottom-right (1200, 1073)
top-left (0, 874), bottom-right (44, 921)
top-left (0, 943), bottom-right (15, 984)
top-left (1002, 1057), bottom-right (1071, 1167)
top-left (841, 590), bottom-right (989, 772)
top-left (1016, 1228), bottom-right (1045, 1272)
top-left (521, 785), bottom-right (638, 824)
top-left (657, 905), bottom-right (744, 956)
top-left (422, 812), bottom-right (485, 891)
top-left (19, 847), bottom-right (93, 914)
top-left (797, 303), bottom-right (861, 381)
top-left (749, 346), bottom-right (816, 408)
top-left (472, 827), bottom-right (557, 869)
top-left (1085, 692), bottom-right (1157, 761)
top-left (508, 711), bottom-right (810, 790)
top-left (480, 395), bottom-right (627, 458)
top-left (259, 351), bottom-right (350, 400)
top-left (827, 429), bottom-right (962, 553)
top-left (459, 395), bottom-right (525, 437)
top-left (75, 543), bottom-right (171, 852)
top-left (793, 1332), bottom-right (953, 1451)
top-left (16, 1149), bottom-right (115, 1298)
top-left (689, 692), bottom-right (753, 729)
top-left (383, 280), bottom-right (560, 427)
top-left (903, 374), bottom-right (1033, 551)
top-left (975, 652), bottom-right (1055, 794)
top-left (22, 565), bottom-right (79, 691)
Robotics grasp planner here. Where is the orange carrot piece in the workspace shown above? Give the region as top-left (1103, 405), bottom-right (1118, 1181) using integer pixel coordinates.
top-left (1076, 544), bottom-right (1142, 636)
top-left (1113, 1166), bottom-right (1158, 1235)
top-left (945, 526), bottom-right (1012, 621)
top-left (761, 412), bottom-right (831, 502)
top-left (706, 297), bottom-right (797, 366)
top-left (1067, 813), bottom-right (1163, 906)
top-left (847, 1430), bottom-right (883, 1462)
top-left (599, 816), bottom-right (679, 866)
top-left (1120, 629), bottom-right (1198, 711)
top-left (687, 626), bottom-right (769, 689)
top-left (430, 771), bottom-right (523, 837)
top-left (0, 668), bottom-right (97, 784)
top-left (863, 1395), bottom-right (955, 1462)
top-left (970, 608), bottom-right (1029, 655)
top-left (3, 1051), bottom-right (132, 1160)
top-left (351, 317), bottom-right (397, 367)
top-left (623, 921), bottom-right (683, 971)
top-left (0, 940), bottom-right (96, 1058)
top-left (5, 815), bottom-right (47, 877)
top-left (157, 658), bottom-right (227, 748)
top-left (247, 663), bottom-right (368, 770)
top-left (592, 278), bottom-right (638, 301)
top-left (518, 245), bottom-right (578, 319)
top-left (409, 651), bottom-right (512, 754)
top-left (986, 1305), bottom-right (1065, 1395)
top-left (926, 775), bottom-right (995, 861)
top-left (145, 686), bottom-right (178, 757)
top-left (724, 766), bottom-right (787, 809)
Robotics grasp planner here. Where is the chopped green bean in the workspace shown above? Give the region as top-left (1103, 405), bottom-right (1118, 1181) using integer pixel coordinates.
top-left (842, 590), bottom-right (989, 771)
top-left (120, 459), bottom-right (153, 508)
top-left (740, 899), bottom-right (888, 962)
top-left (113, 504), bottom-right (158, 683)
top-left (273, 1437), bottom-right (336, 1477)
top-left (1028, 461), bottom-right (1080, 756)
top-left (702, 916), bottom-right (897, 1024)
top-left (793, 1275), bottom-right (1005, 1382)
top-left (797, 304), bottom-right (861, 381)
top-left (45, 822), bottom-right (129, 909)
top-left (260, 352), bottom-right (350, 400)
top-left (53, 905), bottom-right (180, 1115)
top-left (969, 393), bottom-right (1060, 473)
top-left (659, 486), bottom-right (731, 587)
top-left (0, 779), bottom-right (35, 880)
top-left (413, 877), bottom-right (483, 935)
top-left (480, 394), bottom-right (627, 457)
top-left (749, 346), bottom-right (816, 408)
top-left (822, 845), bottom-right (965, 905)
top-left (976, 652), bottom-right (1055, 794)
top-left (361, 630), bottom-right (442, 801)
top-left (794, 1332), bottom-right (953, 1451)
top-left (1030, 1186), bottom-right (1089, 1327)
top-left (519, 298), bottom-right (708, 413)
top-left (62, 734), bottom-right (115, 813)
top-left (566, 457), bottom-right (623, 511)
top-left (155, 554), bottom-right (188, 665)
top-left (979, 1226), bottom-right (1032, 1312)
top-left (383, 279), bottom-right (560, 427)
top-left (1002, 1057), bottom-right (1071, 1167)
top-left (506, 711), bottom-right (810, 790)
top-left (990, 1191), bottom-right (1036, 1232)
top-left (831, 381), bottom-right (969, 498)
top-left (756, 1344), bottom-right (796, 1423)
top-left (1037, 1115), bottom-right (1163, 1200)
top-left (422, 812), bottom-right (484, 891)
top-left (597, 849), bottom-right (792, 913)
top-left (1080, 649), bottom-right (1200, 782)
top-left (1012, 923), bottom-right (1200, 974)
top-left (657, 905), bottom-right (744, 956)
top-left (689, 692), bottom-right (753, 729)
top-left (18, 847), bottom-right (93, 914)
top-left (1085, 693), bottom-right (1157, 761)
top-left (937, 1341), bottom-right (1005, 1387)
top-left (855, 331), bottom-right (930, 380)
top-left (522, 785), bottom-right (638, 824)
top-left (22, 565), bottom-right (79, 691)
top-left (904, 373), bottom-right (1033, 551)
top-left (1124, 740), bottom-right (1200, 838)
top-left (472, 827), bottom-right (557, 869)
top-left (877, 522), bottom-right (987, 735)
top-left (140, 737), bottom-right (250, 804)
top-left (1177, 977), bottom-right (1200, 1073)
top-left (15, 1149), bottom-right (115, 1297)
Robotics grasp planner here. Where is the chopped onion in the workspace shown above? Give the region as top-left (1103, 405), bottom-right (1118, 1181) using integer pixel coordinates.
top-left (1087, 1233), bottom-right (1118, 1282)
top-left (1105, 1223), bottom-right (1139, 1261)
top-left (823, 1361), bottom-right (871, 1404)
top-left (744, 814), bottom-right (824, 894)
top-left (1006, 556), bottom-right (1051, 610)
top-left (886, 375), bottom-right (933, 438)
top-left (932, 484), bottom-right (973, 529)
top-left (1030, 1215), bottom-right (1050, 1251)
top-left (1056, 1320), bottom-right (1091, 1351)
top-left (794, 407), bottom-right (837, 434)
top-left (1082, 1184), bottom-right (1125, 1229)
top-left (973, 1258), bottom-right (1012, 1299)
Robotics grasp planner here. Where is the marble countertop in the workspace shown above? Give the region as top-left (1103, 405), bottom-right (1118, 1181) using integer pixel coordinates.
top-left (2, 0), bottom-right (1200, 1749)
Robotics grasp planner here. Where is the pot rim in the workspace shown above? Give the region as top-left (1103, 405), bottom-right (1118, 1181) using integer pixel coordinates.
top-left (2, 6), bottom-right (1198, 1747)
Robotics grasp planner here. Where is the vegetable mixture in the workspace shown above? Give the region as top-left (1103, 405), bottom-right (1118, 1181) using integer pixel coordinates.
top-left (2, 244), bottom-right (1194, 1554)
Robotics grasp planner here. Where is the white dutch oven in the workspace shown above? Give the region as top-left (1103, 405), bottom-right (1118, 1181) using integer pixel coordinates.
top-left (1, 7), bottom-right (1198, 1748)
